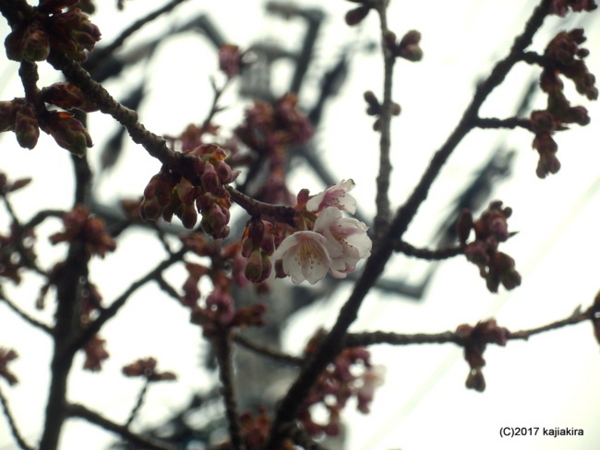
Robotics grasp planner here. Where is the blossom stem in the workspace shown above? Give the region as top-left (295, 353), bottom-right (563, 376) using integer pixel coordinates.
top-left (373, 0), bottom-right (395, 242)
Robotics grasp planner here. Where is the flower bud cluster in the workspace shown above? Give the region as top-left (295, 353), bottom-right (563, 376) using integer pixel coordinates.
top-left (456, 319), bottom-right (510, 392)
top-left (550, 0), bottom-right (597, 16)
top-left (239, 409), bottom-right (296, 450)
top-left (235, 93), bottom-right (313, 155)
top-left (363, 90), bottom-right (401, 131)
top-left (0, 221), bottom-right (36, 284)
top-left (219, 44), bottom-right (242, 79)
top-left (0, 347), bottom-right (19, 385)
top-left (122, 357), bottom-right (176, 382)
top-left (139, 144), bottom-right (236, 236)
top-left (1, 87), bottom-right (95, 155)
top-left (298, 329), bottom-right (383, 437)
top-left (272, 179), bottom-right (372, 285)
top-left (179, 233), bottom-right (267, 338)
top-left (83, 334), bottom-right (109, 372)
top-left (383, 29), bottom-right (423, 62)
top-left (241, 218), bottom-right (276, 285)
top-left (458, 201), bottom-right (521, 293)
top-left (5, 5), bottom-right (101, 63)
top-left (190, 287), bottom-right (267, 338)
top-left (49, 204), bottom-right (116, 259)
top-left (529, 29), bottom-right (597, 178)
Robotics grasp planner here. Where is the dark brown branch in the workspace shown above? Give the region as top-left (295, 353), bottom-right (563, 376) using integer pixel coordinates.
top-left (233, 333), bottom-right (304, 366)
top-left (0, 384), bottom-right (35, 450)
top-left (213, 332), bottom-right (246, 450)
top-left (474, 117), bottom-right (532, 130)
top-left (265, 2), bottom-right (553, 448)
top-left (0, 287), bottom-right (53, 334)
top-left (394, 241), bottom-right (463, 260)
top-left (372, 0), bottom-right (395, 241)
top-left (85, 0), bottom-right (189, 73)
top-left (521, 50), bottom-right (548, 66)
top-left (67, 403), bottom-right (179, 450)
top-left (344, 305), bottom-right (594, 348)
top-left (225, 186), bottom-right (296, 225)
top-left (125, 379), bottom-right (150, 428)
top-left (388, 0), bottom-right (552, 244)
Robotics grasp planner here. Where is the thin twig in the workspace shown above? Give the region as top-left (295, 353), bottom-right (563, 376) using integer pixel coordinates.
top-left (213, 332), bottom-right (246, 450)
top-left (373, 0), bottom-right (395, 242)
top-left (394, 241), bottom-right (463, 260)
top-left (0, 287), bottom-right (53, 334)
top-left (125, 379), bottom-right (150, 428)
top-left (344, 305), bottom-right (593, 348)
top-left (155, 274), bottom-right (180, 301)
top-left (474, 117), bottom-right (532, 130)
top-left (0, 384), bottom-right (35, 450)
top-left (85, 0), bottom-right (190, 73)
top-left (67, 403), bottom-right (180, 450)
top-left (233, 333), bottom-right (304, 366)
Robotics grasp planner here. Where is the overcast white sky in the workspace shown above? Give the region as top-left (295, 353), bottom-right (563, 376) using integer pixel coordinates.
top-left (1, 1), bottom-right (600, 449)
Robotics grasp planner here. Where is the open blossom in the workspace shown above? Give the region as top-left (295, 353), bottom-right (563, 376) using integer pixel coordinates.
top-left (314, 207), bottom-right (371, 278)
top-left (273, 207), bottom-right (371, 284)
top-left (306, 179), bottom-right (357, 214)
top-left (272, 231), bottom-right (331, 284)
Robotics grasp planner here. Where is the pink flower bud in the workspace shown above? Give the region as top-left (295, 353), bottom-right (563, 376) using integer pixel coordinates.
top-left (201, 163), bottom-right (221, 194)
top-left (0, 99), bottom-right (23, 132)
top-left (43, 111), bottom-right (92, 156)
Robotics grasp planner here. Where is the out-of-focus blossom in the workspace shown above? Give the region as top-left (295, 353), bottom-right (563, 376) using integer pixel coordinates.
top-left (306, 179), bottom-right (357, 214)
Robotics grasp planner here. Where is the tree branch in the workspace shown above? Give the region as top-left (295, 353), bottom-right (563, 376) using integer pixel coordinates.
top-left (67, 403), bottom-right (180, 450)
top-left (265, 2), bottom-right (553, 448)
top-left (85, 0), bottom-right (190, 73)
top-left (474, 117), bottom-right (532, 130)
top-left (233, 333), bottom-right (304, 366)
top-left (69, 247), bottom-right (187, 354)
top-left (394, 240), bottom-right (463, 260)
top-left (372, 0), bottom-right (395, 242)
top-left (213, 332), bottom-right (246, 450)
top-left (0, 384), bottom-right (34, 450)
top-left (0, 287), bottom-right (53, 334)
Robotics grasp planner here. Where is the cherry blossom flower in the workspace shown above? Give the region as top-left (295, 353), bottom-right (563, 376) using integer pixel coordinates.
top-left (271, 231), bottom-right (331, 284)
top-left (273, 207), bottom-right (371, 284)
top-left (306, 179), bottom-right (357, 214)
top-left (314, 207), bottom-right (372, 278)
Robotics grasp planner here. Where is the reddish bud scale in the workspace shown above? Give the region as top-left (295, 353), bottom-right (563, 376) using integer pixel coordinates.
top-left (40, 82), bottom-right (99, 112)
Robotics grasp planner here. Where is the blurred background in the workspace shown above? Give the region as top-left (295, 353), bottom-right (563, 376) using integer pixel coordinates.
top-left (1, 1), bottom-right (599, 449)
